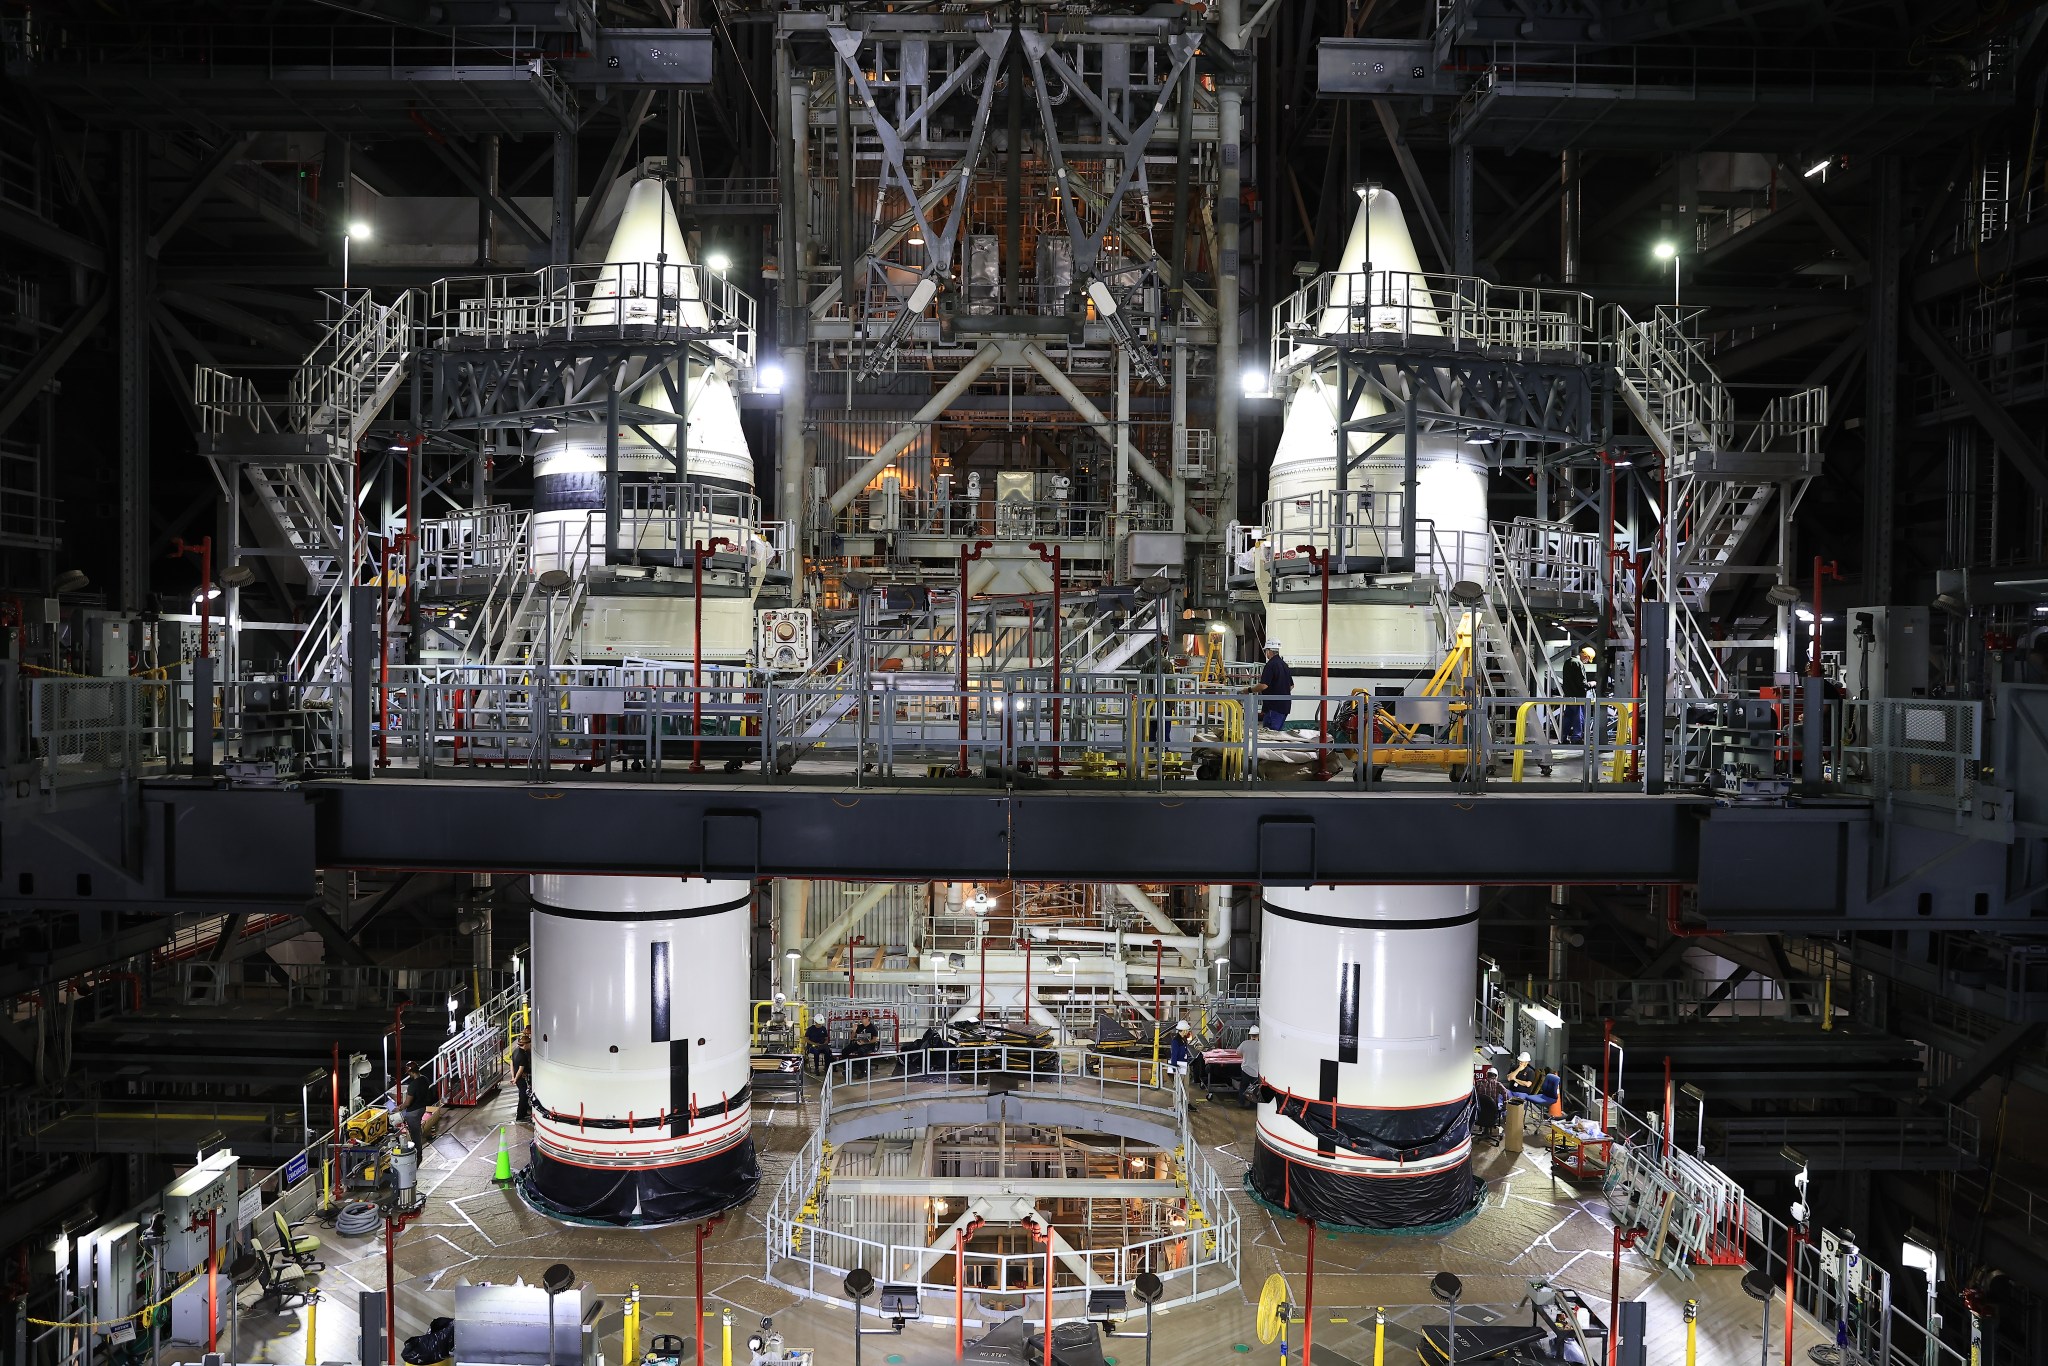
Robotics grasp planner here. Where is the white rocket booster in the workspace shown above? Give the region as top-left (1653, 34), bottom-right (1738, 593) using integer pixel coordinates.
top-left (1262, 187), bottom-right (1489, 673)
top-left (521, 874), bottom-right (760, 1225)
top-left (1247, 884), bottom-right (1480, 1230)
top-left (528, 174), bottom-right (766, 662)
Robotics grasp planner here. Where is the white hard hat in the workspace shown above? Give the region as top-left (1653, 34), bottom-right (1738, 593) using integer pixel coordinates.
top-left (1176, 1020), bottom-right (1192, 1033)
top-left (1518, 1050), bottom-right (1532, 1063)
top-left (1247, 1026), bottom-right (1261, 1037)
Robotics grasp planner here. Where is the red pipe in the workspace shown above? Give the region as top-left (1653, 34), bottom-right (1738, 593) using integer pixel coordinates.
top-left (1808, 556), bottom-right (1840, 678)
top-left (1302, 1218), bottom-right (1317, 1366)
top-left (691, 537), bottom-right (734, 772)
top-left (331, 1042), bottom-right (342, 1202)
top-left (1031, 543), bottom-right (1064, 777)
top-left (1040, 1221), bottom-right (1053, 1366)
top-left (955, 540), bottom-right (993, 775)
top-left (955, 1225), bottom-right (968, 1360)
top-left (169, 536), bottom-right (215, 658)
top-left (1662, 1056), bottom-right (1673, 1167)
top-left (201, 1210), bottom-right (218, 1352)
top-left (1784, 1222), bottom-right (1800, 1366)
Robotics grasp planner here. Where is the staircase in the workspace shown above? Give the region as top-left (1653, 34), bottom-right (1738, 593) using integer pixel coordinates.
top-left (195, 290), bottom-right (415, 693)
top-left (1064, 595), bottom-right (1168, 675)
top-left (464, 515), bottom-right (589, 668)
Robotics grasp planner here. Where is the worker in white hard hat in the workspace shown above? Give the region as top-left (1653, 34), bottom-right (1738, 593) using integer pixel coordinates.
top-left (1234, 1025), bottom-right (1263, 1108)
top-left (1505, 1050), bottom-right (1537, 1092)
top-left (1250, 644), bottom-right (1293, 733)
top-left (1561, 644), bottom-right (1598, 745)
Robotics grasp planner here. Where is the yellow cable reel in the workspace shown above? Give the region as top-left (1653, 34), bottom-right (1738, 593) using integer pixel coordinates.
top-left (1256, 1273), bottom-right (1293, 1345)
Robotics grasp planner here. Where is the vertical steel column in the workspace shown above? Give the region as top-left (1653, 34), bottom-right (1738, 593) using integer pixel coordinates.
top-left (1559, 150), bottom-right (1581, 285)
top-left (1864, 155), bottom-right (1902, 605)
top-left (1450, 144), bottom-right (1474, 278)
top-left (1641, 600), bottom-right (1667, 793)
top-left (605, 379), bottom-right (622, 564)
top-left (118, 133), bottom-right (149, 612)
top-left (838, 61), bottom-right (858, 322)
top-left (777, 56), bottom-right (811, 578)
top-left (350, 585), bottom-right (377, 779)
top-left (1003, 30), bottom-right (1023, 312)
top-left (478, 133), bottom-right (499, 265)
top-left (1215, 2), bottom-right (1244, 531)
top-left (551, 130), bottom-right (577, 268)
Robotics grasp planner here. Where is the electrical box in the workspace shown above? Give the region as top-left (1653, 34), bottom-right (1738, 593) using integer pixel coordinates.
top-left (966, 236), bottom-right (1000, 315)
top-left (756, 609), bottom-right (816, 673)
top-left (82, 612), bottom-right (131, 677)
top-left (1129, 532), bottom-right (1186, 578)
top-left (1842, 606), bottom-right (1930, 700)
top-left (89, 1221), bottom-right (140, 1322)
top-left (995, 471), bottom-right (1040, 506)
top-left (161, 1149), bottom-right (238, 1275)
top-left (867, 480), bottom-right (902, 532)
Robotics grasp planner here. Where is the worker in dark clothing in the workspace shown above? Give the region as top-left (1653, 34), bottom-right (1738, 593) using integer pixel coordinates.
top-left (1473, 1064), bottom-right (1508, 1140)
top-left (1251, 645), bottom-right (1294, 732)
top-left (511, 1029), bottom-right (533, 1123)
top-left (803, 1018), bottom-right (834, 1075)
top-left (1560, 645), bottom-right (1595, 743)
top-left (847, 1019), bottom-right (880, 1058)
top-left (397, 1064), bottom-right (431, 1146)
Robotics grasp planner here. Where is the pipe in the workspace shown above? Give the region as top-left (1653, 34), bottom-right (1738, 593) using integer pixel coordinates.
top-left (1019, 345), bottom-right (1213, 532)
top-left (800, 884), bottom-right (896, 968)
top-left (1114, 885), bottom-right (1183, 939)
top-left (1033, 926), bottom-right (1204, 954)
top-left (1205, 886), bottom-right (1230, 954)
top-left (827, 345), bottom-right (1001, 514)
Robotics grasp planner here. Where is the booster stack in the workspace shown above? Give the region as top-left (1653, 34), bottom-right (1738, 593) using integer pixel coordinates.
top-left (1260, 187), bottom-right (1489, 684)
top-left (522, 874), bottom-right (761, 1224)
top-left (1247, 883), bottom-right (1480, 1230)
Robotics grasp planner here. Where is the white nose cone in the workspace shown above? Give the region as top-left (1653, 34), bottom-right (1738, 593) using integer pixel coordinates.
top-left (1324, 187), bottom-right (1442, 338)
top-left (584, 177), bottom-right (711, 330)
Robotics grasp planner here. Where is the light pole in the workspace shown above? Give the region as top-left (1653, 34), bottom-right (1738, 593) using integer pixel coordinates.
top-left (1653, 240), bottom-right (1679, 310)
top-left (344, 220), bottom-right (372, 290)
top-left (1741, 1268), bottom-right (1777, 1366)
top-left (1901, 1236), bottom-right (1941, 1366)
top-left (542, 1263), bottom-right (575, 1366)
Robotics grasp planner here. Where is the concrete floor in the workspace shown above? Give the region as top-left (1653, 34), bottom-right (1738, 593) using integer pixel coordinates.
top-left (195, 1088), bottom-right (1833, 1366)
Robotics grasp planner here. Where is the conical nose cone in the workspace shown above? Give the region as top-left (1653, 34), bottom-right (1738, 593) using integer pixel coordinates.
top-left (583, 177), bottom-right (708, 328)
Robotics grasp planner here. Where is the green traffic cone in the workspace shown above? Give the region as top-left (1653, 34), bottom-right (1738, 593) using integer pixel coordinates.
top-left (493, 1125), bottom-right (513, 1184)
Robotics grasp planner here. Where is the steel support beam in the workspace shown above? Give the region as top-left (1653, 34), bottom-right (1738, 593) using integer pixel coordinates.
top-left (1862, 154), bottom-right (1901, 604)
top-left (1907, 310), bottom-right (2048, 501)
top-left (147, 132), bottom-right (259, 259)
top-left (0, 290), bottom-right (111, 437)
top-left (0, 199), bottom-right (106, 272)
top-left (551, 128), bottom-right (576, 267)
top-left (1932, 1021), bottom-right (2042, 1106)
top-left (422, 136), bottom-right (549, 248)
top-left (1450, 143), bottom-right (1474, 277)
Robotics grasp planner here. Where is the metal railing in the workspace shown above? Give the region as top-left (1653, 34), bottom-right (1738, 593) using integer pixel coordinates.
top-left (29, 676), bottom-right (183, 792)
top-left (416, 506), bottom-right (528, 589)
top-left (1502, 517), bottom-right (1602, 597)
top-left (424, 260), bottom-right (757, 367)
top-left (1271, 268), bottom-right (1594, 375)
top-left (1836, 698), bottom-right (1982, 812)
top-left (765, 1045), bottom-right (1238, 1315)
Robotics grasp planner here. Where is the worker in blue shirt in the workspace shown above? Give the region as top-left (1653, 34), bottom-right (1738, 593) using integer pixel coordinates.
top-left (1251, 644), bottom-right (1294, 732)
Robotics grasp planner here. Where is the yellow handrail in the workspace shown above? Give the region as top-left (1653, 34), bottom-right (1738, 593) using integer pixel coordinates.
top-left (1509, 701), bottom-right (1635, 783)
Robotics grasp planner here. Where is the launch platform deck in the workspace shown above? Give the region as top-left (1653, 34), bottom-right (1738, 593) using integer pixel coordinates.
top-left (208, 1088), bottom-right (1840, 1366)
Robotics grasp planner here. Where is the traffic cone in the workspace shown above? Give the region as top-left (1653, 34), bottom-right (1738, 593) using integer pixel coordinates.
top-left (493, 1126), bottom-right (513, 1184)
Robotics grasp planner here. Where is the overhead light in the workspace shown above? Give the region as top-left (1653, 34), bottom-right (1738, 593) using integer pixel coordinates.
top-left (1353, 181), bottom-right (1381, 201)
top-left (1208, 621), bottom-right (1228, 635)
top-left (1804, 160), bottom-right (1830, 179)
top-left (1522, 1003), bottom-right (1565, 1029)
top-left (1653, 241), bottom-right (1677, 260)
top-left (388, 438), bottom-right (411, 453)
top-left (221, 565), bottom-right (257, 588)
top-left (1464, 429), bottom-right (1494, 445)
top-left (52, 569), bottom-right (89, 595)
top-left (193, 586), bottom-right (222, 603)
top-left (1900, 1237), bottom-right (1938, 1278)
top-left (1766, 583), bottom-right (1801, 607)
top-left (1240, 368), bottom-right (1270, 397)
top-left (528, 415), bottom-right (559, 434)
top-left (1932, 592), bottom-right (1967, 618)
top-left (756, 361), bottom-right (786, 395)
top-left (907, 230), bottom-right (925, 247)
top-left (706, 251), bottom-right (732, 273)
top-left (347, 221), bottom-right (372, 240)
top-left (1794, 608), bottom-right (1834, 624)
